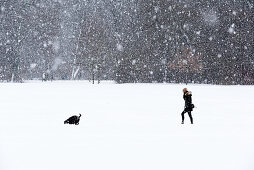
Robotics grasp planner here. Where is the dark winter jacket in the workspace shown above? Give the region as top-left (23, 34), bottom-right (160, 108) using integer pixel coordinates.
top-left (183, 91), bottom-right (193, 111)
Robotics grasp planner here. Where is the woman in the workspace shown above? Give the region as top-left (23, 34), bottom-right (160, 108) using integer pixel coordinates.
top-left (181, 88), bottom-right (193, 124)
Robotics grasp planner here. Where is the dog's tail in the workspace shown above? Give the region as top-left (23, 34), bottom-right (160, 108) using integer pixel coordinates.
top-left (79, 114), bottom-right (82, 118)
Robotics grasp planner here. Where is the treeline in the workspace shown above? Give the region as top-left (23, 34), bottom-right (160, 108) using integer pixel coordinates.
top-left (0, 0), bottom-right (253, 84)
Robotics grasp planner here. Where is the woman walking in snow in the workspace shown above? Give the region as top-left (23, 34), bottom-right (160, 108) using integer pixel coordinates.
top-left (181, 88), bottom-right (194, 124)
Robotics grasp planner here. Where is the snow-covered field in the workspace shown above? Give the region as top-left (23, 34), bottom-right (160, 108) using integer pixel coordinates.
top-left (0, 81), bottom-right (254, 170)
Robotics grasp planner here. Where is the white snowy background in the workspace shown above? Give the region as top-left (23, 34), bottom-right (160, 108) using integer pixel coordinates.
top-left (0, 81), bottom-right (254, 170)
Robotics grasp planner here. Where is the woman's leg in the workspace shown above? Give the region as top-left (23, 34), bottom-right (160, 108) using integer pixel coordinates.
top-left (181, 111), bottom-right (186, 123)
top-left (188, 111), bottom-right (193, 124)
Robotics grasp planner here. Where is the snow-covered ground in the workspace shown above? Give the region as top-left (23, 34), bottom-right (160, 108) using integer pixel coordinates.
top-left (0, 81), bottom-right (254, 170)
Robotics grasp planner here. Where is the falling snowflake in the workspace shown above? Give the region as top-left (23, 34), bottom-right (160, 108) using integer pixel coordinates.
top-left (116, 43), bottom-right (123, 52)
top-left (228, 23), bottom-right (236, 34)
top-left (202, 9), bottom-right (219, 26)
top-left (154, 6), bottom-right (159, 13)
top-left (30, 63), bottom-right (37, 69)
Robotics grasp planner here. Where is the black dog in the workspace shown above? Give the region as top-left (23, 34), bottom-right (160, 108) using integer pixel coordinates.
top-left (64, 114), bottom-right (82, 125)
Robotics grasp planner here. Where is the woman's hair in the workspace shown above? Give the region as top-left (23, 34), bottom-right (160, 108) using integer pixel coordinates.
top-left (183, 88), bottom-right (187, 92)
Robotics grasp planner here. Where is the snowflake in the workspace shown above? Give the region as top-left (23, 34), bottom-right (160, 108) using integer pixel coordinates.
top-left (30, 63), bottom-right (37, 69)
top-left (202, 9), bottom-right (219, 26)
top-left (116, 43), bottom-right (123, 51)
top-left (228, 24), bottom-right (236, 34)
